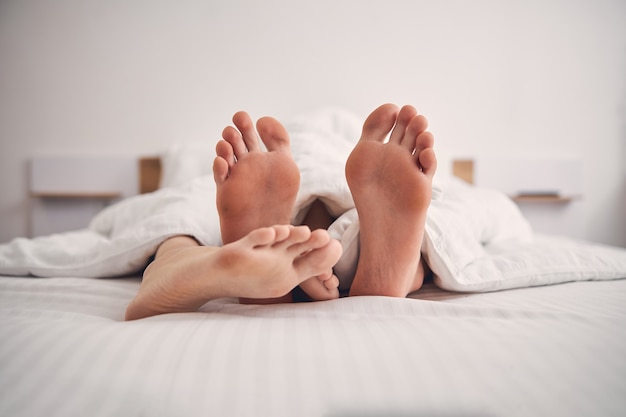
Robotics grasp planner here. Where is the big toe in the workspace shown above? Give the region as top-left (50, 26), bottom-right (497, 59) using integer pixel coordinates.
top-left (256, 116), bottom-right (291, 152)
top-left (294, 239), bottom-right (342, 280)
top-left (361, 103), bottom-right (399, 143)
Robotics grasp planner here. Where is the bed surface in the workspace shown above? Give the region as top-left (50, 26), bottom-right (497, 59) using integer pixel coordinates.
top-left (1, 275), bottom-right (624, 417)
top-left (2, 108), bottom-right (625, 416)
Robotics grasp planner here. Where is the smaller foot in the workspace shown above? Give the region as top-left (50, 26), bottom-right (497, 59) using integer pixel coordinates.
top-left (297, 199), bottom-right (340, 301)
top-left (346, 104), bottom-right (437, 297)
top-left (298, 270), bottom-right (340, 301)
top-left (125, 225), bottom-right (343, 320)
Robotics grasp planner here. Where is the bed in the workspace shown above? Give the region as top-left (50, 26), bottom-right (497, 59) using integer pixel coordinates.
top-left (1, 108), bottom-right (625, 417)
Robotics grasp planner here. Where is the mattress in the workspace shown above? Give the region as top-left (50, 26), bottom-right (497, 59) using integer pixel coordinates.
top-left (1, 275), bottom-right (624, 417)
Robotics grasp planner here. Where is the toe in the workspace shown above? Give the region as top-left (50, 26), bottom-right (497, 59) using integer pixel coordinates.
top-left (360, 103), bottom-right (399, 143)
top-left (321, 272), bottom-right (340, 290)
top-left (215, 140), bottom-right (235, 167)
top-left (270, 225), bottom-right (291, 243)
top-left (222, 126), bottom-right (248, 157)
top-left (244, 227), bottom-right (277, 247)
top-left (275, 225), bottom-right (312, 249)
top-left (294, 239), bottom-right (342, 280)
top-left (415, 129), bottom-right (434, 156)
top-left (389, 105), bottom-right (418, 144)
top-left (324, 278), bottom-right (339, 291)
top-left (418, 146), bottom-right (437, 178)
top-left (256, 117), bottom-right (291, 152)
top-left (212, 156), bottom-right (229, 185)
top-left (298, 273), bottom-right (339, 301)
top-left (232, 111), bottom-right (262, 152)
top-left (288, 228), bottom-right (330, 255)
top-left (402, 115), bottom-right (429, 151)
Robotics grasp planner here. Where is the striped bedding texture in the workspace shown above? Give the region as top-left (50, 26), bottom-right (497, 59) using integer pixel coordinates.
top-left (1, 276), bottom-right (624, 417)
top-left (1, 107), bottom-right (625, 416)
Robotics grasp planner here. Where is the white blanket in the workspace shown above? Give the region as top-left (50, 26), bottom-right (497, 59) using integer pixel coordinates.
top-left (1, 108), bottom-right (625, 292)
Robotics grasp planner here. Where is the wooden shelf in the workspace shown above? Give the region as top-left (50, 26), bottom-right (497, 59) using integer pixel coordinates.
top-left (30, 191), bottom-right (122, 199)
top-left (511, 194), bottom-right (581, 203)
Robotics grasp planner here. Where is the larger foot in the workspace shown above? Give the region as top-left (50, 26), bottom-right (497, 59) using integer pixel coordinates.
top-left (213, 112), bottom-right (340, 302)
top-left (213, 111), bottom-right (300, 243)
top-left (346, 104), bottom-right (437, 297)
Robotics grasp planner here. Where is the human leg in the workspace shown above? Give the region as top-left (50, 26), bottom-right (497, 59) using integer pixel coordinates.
top-left (125, 225), bottom-right (342, 320)
top-left (345, 104), bottom-right (436, 297)
top-left (213, 112), bottom-right (341, 302)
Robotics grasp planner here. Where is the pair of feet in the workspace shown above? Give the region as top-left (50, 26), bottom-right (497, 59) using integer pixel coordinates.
top-left (125, 104), bottom-right (436, 320)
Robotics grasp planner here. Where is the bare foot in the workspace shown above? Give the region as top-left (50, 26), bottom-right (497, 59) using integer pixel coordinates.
top-left (298, 199), bottom-right (340, 300)
top-left (213, 111), bottom-right (300, 243)
top-left (345, 104), bottom-right (437, 297)
top-left (213, 112), bottom-right (340, 302)
top-left (125, 225), bottom-right (343, 320)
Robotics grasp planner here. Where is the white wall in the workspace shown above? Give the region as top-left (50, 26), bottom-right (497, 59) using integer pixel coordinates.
top-left (0, 0), bottom-right (624, 246)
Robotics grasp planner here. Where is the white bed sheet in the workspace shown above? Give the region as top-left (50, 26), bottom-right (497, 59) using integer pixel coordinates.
top-left (1, 276), bottom-right (624, 417)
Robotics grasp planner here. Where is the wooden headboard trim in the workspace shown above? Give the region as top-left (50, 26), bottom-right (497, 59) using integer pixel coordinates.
top-left (138, 156), bottom-right (476, 195)
top-left (452, 159), bottom-right (474, 185)
top-left (138, 157), bottom-right (162, 194)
